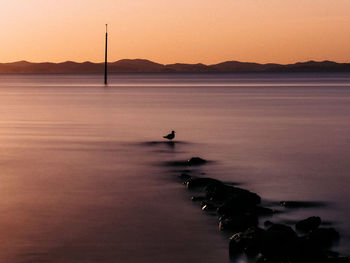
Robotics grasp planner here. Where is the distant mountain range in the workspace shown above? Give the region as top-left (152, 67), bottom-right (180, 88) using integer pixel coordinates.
top-left (1, 59), bottom-right (350, 74)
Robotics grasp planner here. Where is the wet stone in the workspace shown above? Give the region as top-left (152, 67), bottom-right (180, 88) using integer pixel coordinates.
top-left (296, 216), bottom-right (321, 233)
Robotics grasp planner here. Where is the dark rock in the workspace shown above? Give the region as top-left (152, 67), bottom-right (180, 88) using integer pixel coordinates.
top-left (296, 216), bottom-right (321, 232)
top-left (184, 176), bottom-right (262, 211)
top-left (265, 223), bottom-right (298, 241)
top-left (219, 214), bottom-right (258, 232)
top-left (256, 256), bottom-right (281, 263)
top-left (229, 227), bottom-right (266, 259)
top-left (207, 184), bottom-right (261, 203)
top-left (264, 221), bottom-right (274, 228)
top-left (187, 157), bottom-right (207, 165)
top-left (262, 224), bottom-right (299, 260)
top-left (163, 160), bottom-right (189, 167)
top-left (217, 194), bottom-right (262, 217)
top-left (186, 177), bottom-right (223, 190)
top-left (178, 173), bottom-right (192, 182)
top-left (292, 228), bottom-right (340, 263)
top-left (326, 257), bottom-right (350, 263)
top-left (254, 206), bottom-right (274, 216)
top-left (307, 228), bottom-right (340, 249)
top-left (326, 251), bottom-right (340, 258)
top-left (191, 196), bottom-right (206, 202)
top-left (218, 204), bottom-right (272, 220)
top-left (280, 201), bottom-right (325, 208)
top-left (201, 203), bottom-right (217, 212)
top-left (176, 167), bottom-right (347, 263)
top-left (217, 199), bottom-right (250, 216)
top-left (200, 199), bottom-right (221, 212)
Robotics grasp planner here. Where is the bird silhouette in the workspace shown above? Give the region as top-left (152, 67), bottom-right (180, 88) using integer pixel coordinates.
top-left (163, 130), bottom-right (175, 140)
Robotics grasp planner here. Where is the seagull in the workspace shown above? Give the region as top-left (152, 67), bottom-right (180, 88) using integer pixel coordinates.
top-left (163, 130), bottom-right (176, 140)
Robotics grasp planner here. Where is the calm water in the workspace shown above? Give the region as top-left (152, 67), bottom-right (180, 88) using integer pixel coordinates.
top-left (0, 73), bottom-right (350, 262)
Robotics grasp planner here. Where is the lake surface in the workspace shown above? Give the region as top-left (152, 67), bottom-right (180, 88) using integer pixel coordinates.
top-left (0, 73), bottom-right (350, 262)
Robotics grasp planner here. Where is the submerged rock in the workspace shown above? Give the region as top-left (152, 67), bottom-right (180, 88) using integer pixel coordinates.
top-left (254, 206), bottom-right (274, 216)
top-left (306, 228), bottom-right (340, 249)
top-left (219, 214), bottom-right (258, 232)
top-left (264, 221), bottom-right (274, 228)
top-left (191, 196), bottom-right (206, 202)
top-left (262, 224), bottom-right (299, 260)
top-left (217, 202), bottom-right (270, 218)
top-left (280, 201), bottom-right (325, 208)
top-left (326, 257), bottom-right (350, 263)
top-left (229, 227), bottom-right (266, 258)
top-left (169, 148), bottom-right (350, 263)
top-left (186, 177), bottom-right (223, 190)
top-left (201, 201), bottom-right (218, 212)
top-left (228, 222), bottom-right (343, 263)
top-left (187, 157), bottom-right (207, 165)
top-left (209, 184), bottom-right (261, 205)
top-left (178, 173), bottom-right (192, 182)
top-left (216, 192), bottom-right (262, 217)
top-left (296, 216), bottom-right (321, 232)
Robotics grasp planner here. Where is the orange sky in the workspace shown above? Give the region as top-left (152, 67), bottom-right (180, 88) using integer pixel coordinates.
top-left (1, 0), bottom-right (350, 64)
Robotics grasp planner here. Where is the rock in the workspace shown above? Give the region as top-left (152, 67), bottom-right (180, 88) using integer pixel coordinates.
top-left (326, 251), bottom-right (340, 258)
top-left (280, 201), bottom-right (325, 208)
top-left (191, 196), bottom-right (206, 202)
top-left (265, 223), bottom-right (298, 241)
top-left (229, 227), bottom-right (266, 259)
top-left (184, 176), bottom-right (262, 210)
top-left (178, 173), bottom-right (192, 182)
top-left (229, 233), bottom-right (246, 259)
top-left (176, 167), bottom-right (347, 262)
top-left (217, 194), bottom-right (262, 217)
top-left (262, 224), bottom-right (298, 260)
top-left (187, 157), bottom-right (207, 165)
top-left (296, 216), bottom-right (321, 232)
top-left (307, 228), bottom-right (340, 249)
top-left (256, 256), bottom-right (281, 263)
top-left (217, 199), bottom-right (250, 216)
top-left (207, 184), bottom-right (261, 204)
top-left (201, 203), bottom-right (217, 212)
top-left (218, 203), bottom-right (272, 220)
top-left (326, 257), bottom-right (350, 263)
top-left (254, 206), bottom-right (274, 216)
top-left (293, 228), bottom-right (340, 263)
top-left (219, 214), bottom-right (258, 232)
top-left (264, 221), bottom-right (274, 228)
top-left (186, 177), bottom-right (223, 190)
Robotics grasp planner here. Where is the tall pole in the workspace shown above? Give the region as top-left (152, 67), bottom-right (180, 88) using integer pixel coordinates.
top-left (104, 24), bottom-right (108, 85)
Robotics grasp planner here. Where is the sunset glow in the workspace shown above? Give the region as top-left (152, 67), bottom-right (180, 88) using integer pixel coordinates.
top-left (1, 0), bottom-right (350, 64)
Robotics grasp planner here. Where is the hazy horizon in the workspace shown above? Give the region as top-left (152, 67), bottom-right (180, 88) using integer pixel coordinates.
top-left (2, 58), bottom-right (350, 65)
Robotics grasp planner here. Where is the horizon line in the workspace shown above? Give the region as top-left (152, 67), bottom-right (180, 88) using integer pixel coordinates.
top-left (1, 58), bottom-right (350, 66)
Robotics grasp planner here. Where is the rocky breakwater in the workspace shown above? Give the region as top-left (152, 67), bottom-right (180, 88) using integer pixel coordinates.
top-left (171, 156), bottom-right (349, 263)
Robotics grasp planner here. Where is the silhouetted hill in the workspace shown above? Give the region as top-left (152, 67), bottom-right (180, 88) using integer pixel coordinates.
top-left (164, 63), bottom-right (210, 72)
top-left (0, 59), bottom-right (350, 73)
top-left (278, 60), bottom-right (350, 72)
top-left (209, 61), bottom-right (267, 72)
top-left (109, 59), bottom-right (164, 72)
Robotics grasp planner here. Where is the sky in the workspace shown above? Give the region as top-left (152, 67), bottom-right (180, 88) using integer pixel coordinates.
top-left (0, 0), bottom-right (349, 64)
